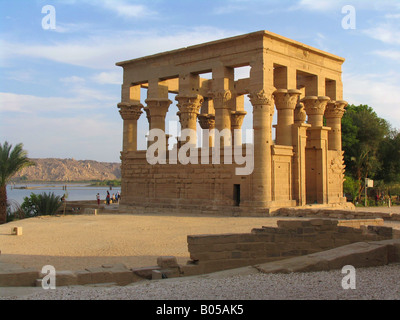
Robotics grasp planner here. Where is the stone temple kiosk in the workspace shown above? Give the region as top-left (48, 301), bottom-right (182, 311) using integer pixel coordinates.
top-left (116, 30), bottom-right (349, 215)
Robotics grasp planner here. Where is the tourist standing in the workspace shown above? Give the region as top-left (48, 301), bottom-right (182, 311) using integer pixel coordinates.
top-left (106, 191), bottom-right (110, 205)
top-left (96, 193), bottom-right (100, 206)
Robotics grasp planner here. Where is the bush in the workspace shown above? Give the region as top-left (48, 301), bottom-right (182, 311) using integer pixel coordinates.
top-left (6, 199), bottom-right (26, 222)
top-left (21, 192), bottom-right (62, 217)
top-left (343, 175), bottom-right (360, 203)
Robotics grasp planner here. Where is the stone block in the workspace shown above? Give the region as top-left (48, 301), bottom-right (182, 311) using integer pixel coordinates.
top-left (157, 256), bottom-right (179, 268)
top-left (180, 264), bottom-right (204, 277)
top-left (131, 266), bottom-right (160, 280)
top-left (277, 220), bottom-right (311, 229)
top-left (367, 226), bottom-right (393, 238)
top-left (187, 233), bottom-right (247, 245)
top-left (190, 251), bottom-right (231, 261)
top-left (0, 269), bottom-right (39, 287)
top-left (52, 271), bottom-right (78, 287)
top-left (75, 270), bottom-right (92, 285)
top-left (11, 227), bottom-right (22, 236)
top-left (152, 270), bottom-right (163, 280)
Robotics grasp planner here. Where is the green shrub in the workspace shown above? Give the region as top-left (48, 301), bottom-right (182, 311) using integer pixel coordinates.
top-left (21, 192), bottom-right (62, 217)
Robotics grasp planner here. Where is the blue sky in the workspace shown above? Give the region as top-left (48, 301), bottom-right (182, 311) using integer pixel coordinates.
top-left (1, 0), bottom-right (400, 162)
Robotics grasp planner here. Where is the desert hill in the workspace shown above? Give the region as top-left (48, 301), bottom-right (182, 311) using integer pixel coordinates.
top-left (12, 158), bottom-right (121, 182)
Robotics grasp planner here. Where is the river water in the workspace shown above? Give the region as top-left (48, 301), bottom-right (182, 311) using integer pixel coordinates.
top-left (6, 183), bottom-right (121, 206)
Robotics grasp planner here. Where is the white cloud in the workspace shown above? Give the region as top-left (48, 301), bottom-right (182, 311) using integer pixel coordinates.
top-left (363, 23), bottom-right (400, 45)
top-left (291, 0), bottom-right (400, 12)
top-left (1, 27), bottom-right (238, 69)
top-left (91, 71), bottom-right (122, 85)
top-left (343, 72), bottom-right (400, 129)
top-left (60, 76), bottom-right (86, 84)
top-left (1, 114), bottom-right (122, 162)
top-left (372, 50), bottom-right (400, 63)
top-left (0, 90), bottom-right (115, 114)
top-left (99, 0), bottom-right (155, 18)
top-left (291, 0), bottom-right (338, 12)
top-left (61, 0), bottom-right (156, 18)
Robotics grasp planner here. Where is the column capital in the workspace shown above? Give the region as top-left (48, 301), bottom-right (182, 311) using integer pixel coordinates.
top-left (273, 89), bottom-right (301, 110)
top-left (301, 96), bottom-right (330, 116)
top-left (175, 94), bottom-right (204, 114)
top-left (198, 113), bottom-right (216, 130)
top-left (210, 90), bottom-right (232, 109)
top-left (248, 89), bottom-right (275, 108)
top-left (118, 102), bottom-right (143, 121)
top-left (230, 111), bottom-right (247, 129)
top-left (325, 100), bottom-right (348, 119)
top-left (145, 98), bottom-right (172, 117)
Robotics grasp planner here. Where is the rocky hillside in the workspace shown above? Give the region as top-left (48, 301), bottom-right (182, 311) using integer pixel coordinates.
top-left (12, 158), bottom-right (121, 182)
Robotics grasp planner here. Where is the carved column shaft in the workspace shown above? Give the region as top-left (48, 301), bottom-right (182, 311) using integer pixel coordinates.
top-left (249, 89), bottom-right (275, 205)
top-left (212, 90), bottom-right (232, 146)
top-left (118, 102), bottom-right (143, 152)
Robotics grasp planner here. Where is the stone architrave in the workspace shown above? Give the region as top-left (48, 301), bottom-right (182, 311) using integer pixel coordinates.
top-left (249, 89), bottom-right (275, 206)
top-left (325, 100), bottom-right (348, 151)
top-left (118, 102), bottom-right (143, 152)
top-left (274, 89), bottom-right (302, 146)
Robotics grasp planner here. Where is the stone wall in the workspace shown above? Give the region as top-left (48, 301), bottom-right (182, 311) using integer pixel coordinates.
top-left (182, 218), bottom-right (394, 276)
top-left (277, 207), bottom-right (400, 221)
top-left (120, 151), bottom-right (254, 215)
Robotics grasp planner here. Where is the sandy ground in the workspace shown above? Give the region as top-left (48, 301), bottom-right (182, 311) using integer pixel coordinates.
top-left (0, 212), bottom-right (285, 271)
top-left (1, 206), bottom-right (399, 272)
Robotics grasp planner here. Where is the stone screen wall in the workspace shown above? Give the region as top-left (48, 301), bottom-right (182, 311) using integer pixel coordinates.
top-left (183, 219), bottom-right (393, 275)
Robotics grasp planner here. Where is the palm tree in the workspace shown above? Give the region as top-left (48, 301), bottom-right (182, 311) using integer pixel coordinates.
top-left (0, 142), bottom-right (34, 224)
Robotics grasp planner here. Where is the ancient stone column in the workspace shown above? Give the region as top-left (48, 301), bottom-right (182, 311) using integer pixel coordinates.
top-left (212, 90), bottom-right (232, 146)
top-left (249, 89), bottom-right (274, 206)
top-left (118, 102), bottom-right (143, 152)
top-left (301, 96), bottom-right (330, 127)
top-left (273, 89), bottom-right (301, 146)
top-left (175, 94), bottom-right (204, 145)
top-left (325, 100), bottom-right (348, 151)
top-left (302, 96), bottom-right (331, 205)
top-left (230, 111), bottom-right (247, 146)
top-left (292, 101), bottom-right (311, 206)
top-left (198, 113), bottom-right (215, 148)
top-left (144, 98), bottom-right (172, 132)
